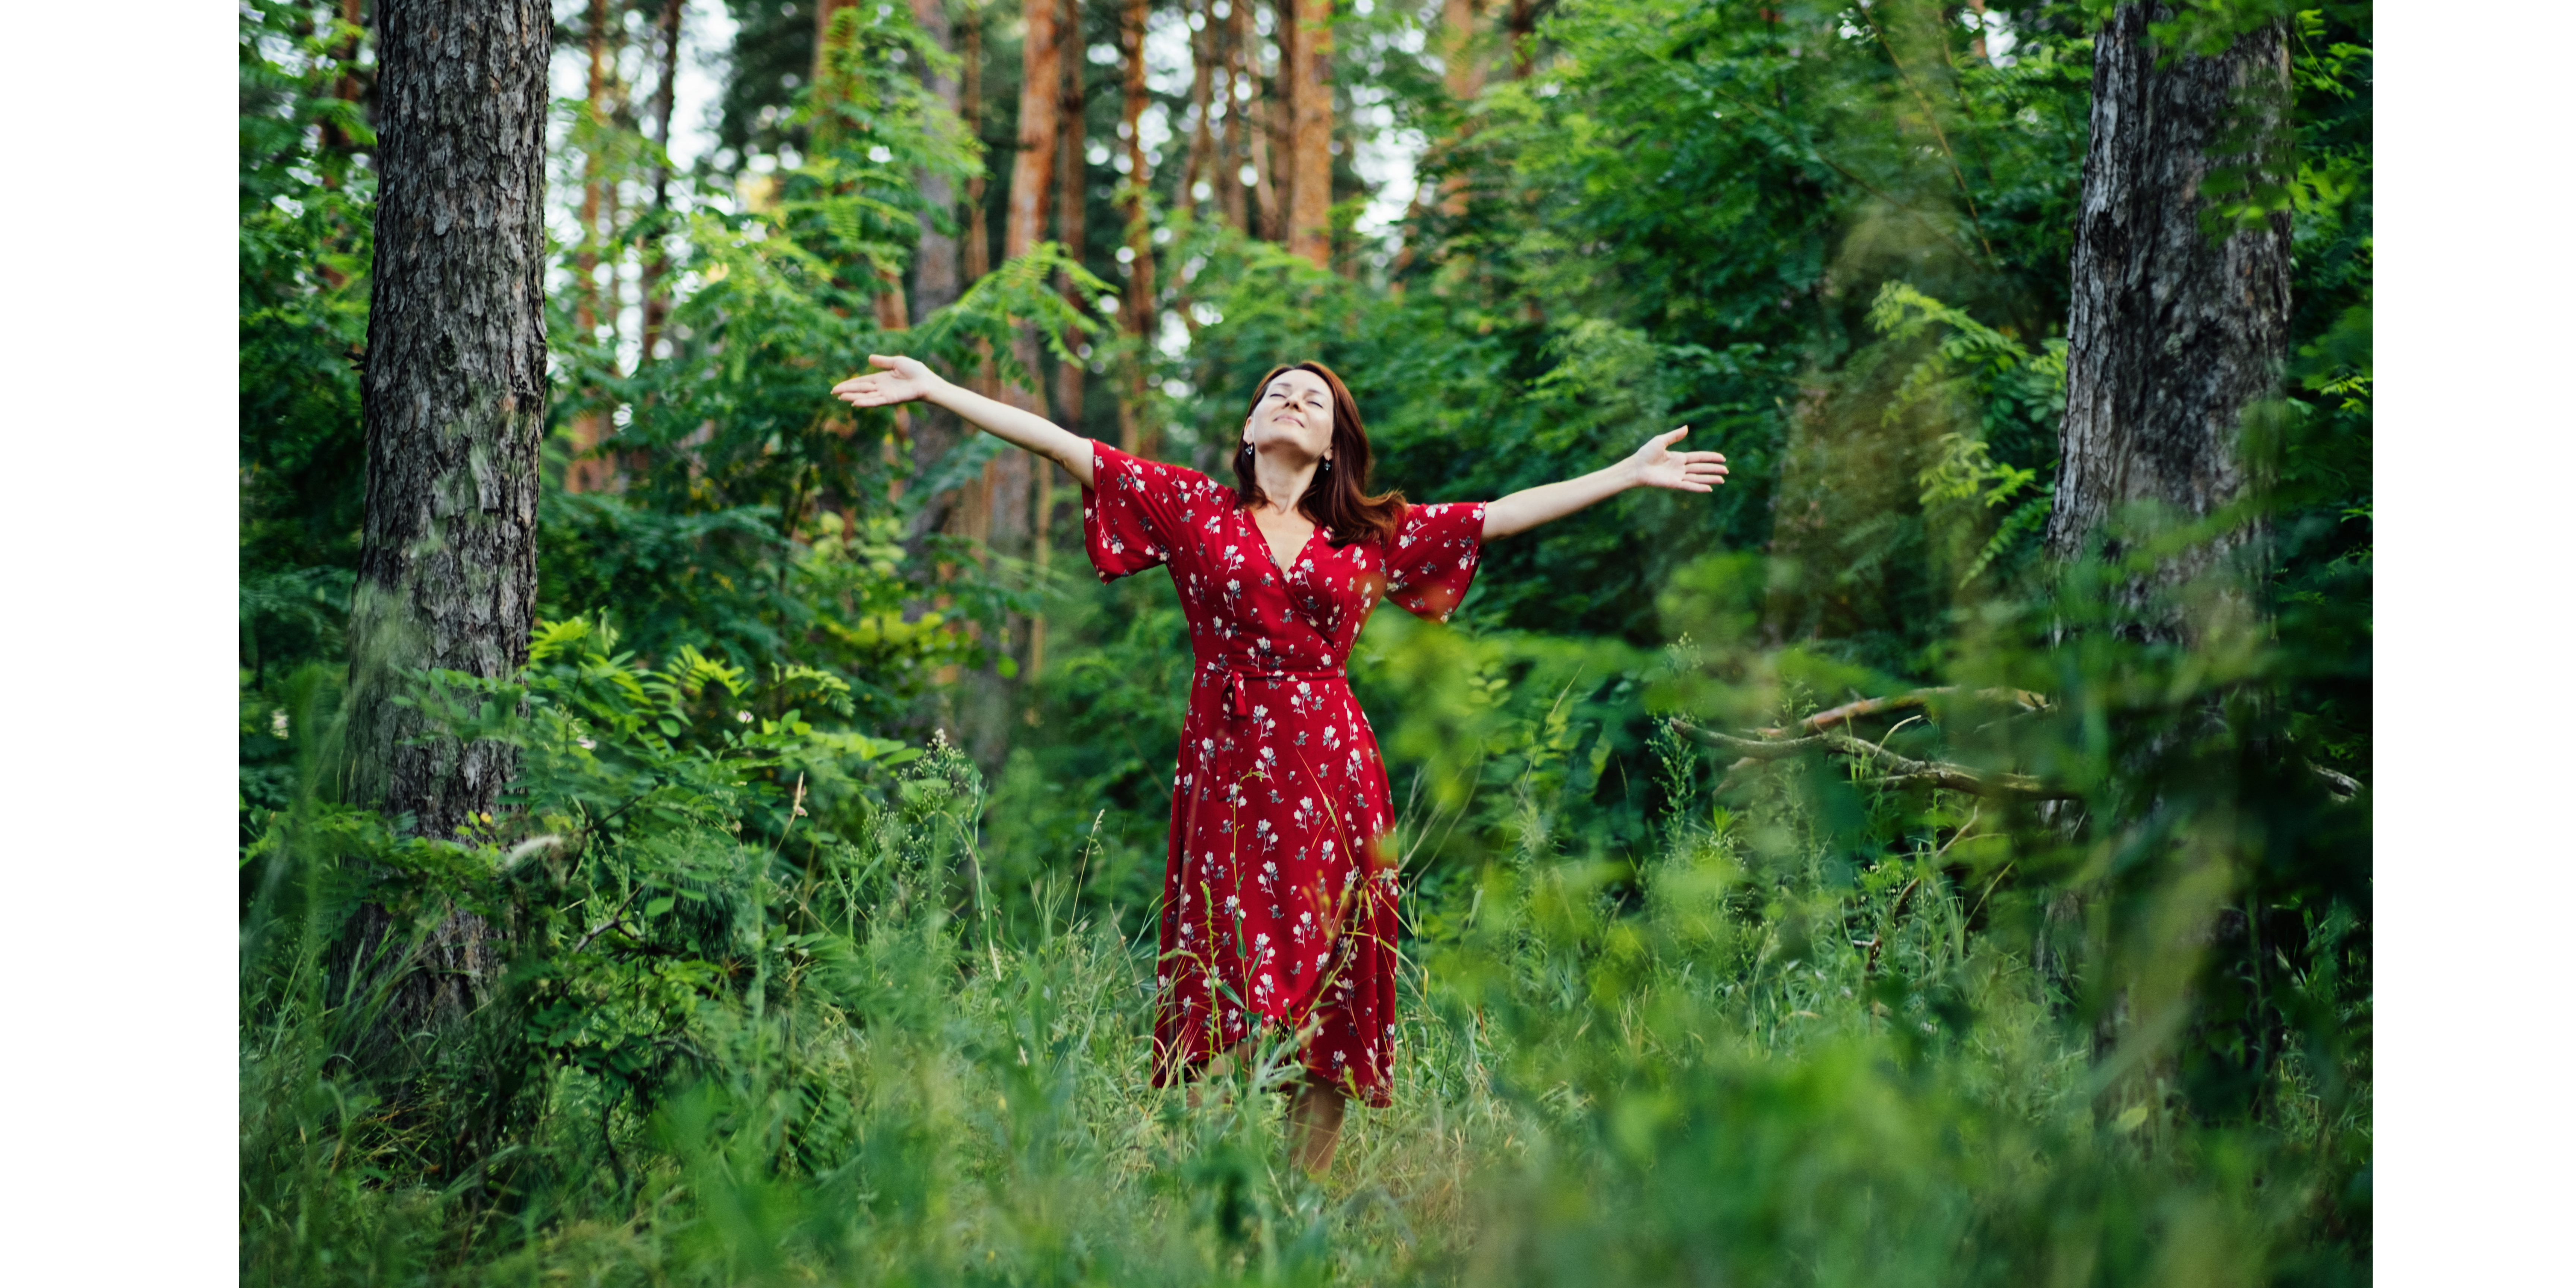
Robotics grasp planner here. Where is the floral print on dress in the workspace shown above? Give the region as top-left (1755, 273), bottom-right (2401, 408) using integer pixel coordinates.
top-left (1080, 440), bottom-right (1484, 1108)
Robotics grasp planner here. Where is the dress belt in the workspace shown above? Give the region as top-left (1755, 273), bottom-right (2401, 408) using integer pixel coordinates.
top-left (1212, 663), bottom-right (1344, 718)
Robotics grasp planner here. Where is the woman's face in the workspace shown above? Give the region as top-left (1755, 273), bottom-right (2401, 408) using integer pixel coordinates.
top-left (1243, 368), bottom-right (1336, 464)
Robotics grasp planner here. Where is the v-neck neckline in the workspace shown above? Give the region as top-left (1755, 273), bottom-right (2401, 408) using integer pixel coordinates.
top-left (1246, 508), bottom-right (1319, 581)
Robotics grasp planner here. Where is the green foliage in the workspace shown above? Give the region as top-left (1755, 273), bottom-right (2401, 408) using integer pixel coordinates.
top-left (239, 0), bottom-right (2370, 1279)
top-left (242, 583), bottom-right (2368, 1280)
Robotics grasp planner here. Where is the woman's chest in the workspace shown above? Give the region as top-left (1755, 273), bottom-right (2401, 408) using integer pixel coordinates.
top-left (1172, 510), bottom-right (1385, 629)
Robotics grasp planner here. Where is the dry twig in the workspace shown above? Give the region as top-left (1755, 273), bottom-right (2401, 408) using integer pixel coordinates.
top-left (1674, 719), bottom-right (2075, 801)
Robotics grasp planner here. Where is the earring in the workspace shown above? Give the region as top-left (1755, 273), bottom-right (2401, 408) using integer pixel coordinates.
top-left (1321, 457), bottom-right (1333, 473)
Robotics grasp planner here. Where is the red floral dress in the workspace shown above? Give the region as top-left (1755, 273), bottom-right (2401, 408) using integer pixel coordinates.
top-left (1080, 441), bottom-right (1486, 1107)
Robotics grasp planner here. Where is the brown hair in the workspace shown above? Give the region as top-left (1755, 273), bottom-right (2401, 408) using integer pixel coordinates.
top-left (1231, 360), bottom-right (1407, 546)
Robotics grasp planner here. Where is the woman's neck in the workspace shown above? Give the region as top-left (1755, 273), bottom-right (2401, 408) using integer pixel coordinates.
top-left (1249, 454), bottom-right (1320, 517)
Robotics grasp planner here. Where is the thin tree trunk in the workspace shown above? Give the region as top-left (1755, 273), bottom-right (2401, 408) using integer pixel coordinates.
top-left (1180, 0), bottom-right (1216, 214)
top-left (640, 0), bottom-right (684, 368)
top-left (1054, 0), bottom-right (1087, 435)
top-left (952, 7), bottom-right (997, 546)
top-left (566, 0), bottom-right (614, 493)
top-left (344, 0), bottom-right (550, 1032)
top-left (1284, 0), bottom-right (1334, 266)
top-left (2045, 2), bottom-right (2290, 633)
top-left (1119, 0), bottom-right (1156, 455)
top-left (1218, 0), bottom-right (1250, 232)
top-left (963, 12), bottom-right (992, 285)
top-left (1506, 0), bottom-right (1535, 79)
top-left (314, 0), bottom-right (371, 289)
top-left (997, 0), bottom-right (1062, 554)
top-left (1036, 0), bottom-right (1088, 681)
top-left (1251, 3), bottom-right (1283, 241)
top-left (951, 0), bottom-right (1067, 761)
top-left (909, 0), bottom-right (970, 539)
top-left (1434, 0), bottom-right (1485, 216)
top-left (814, 0), bottom-right (856, 89)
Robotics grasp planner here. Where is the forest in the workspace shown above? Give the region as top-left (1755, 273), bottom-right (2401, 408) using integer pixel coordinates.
top-left (239, 0), bottom-right (2371, 1282)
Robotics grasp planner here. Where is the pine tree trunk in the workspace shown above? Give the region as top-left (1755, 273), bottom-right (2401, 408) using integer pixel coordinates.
top-left (1035, 0), bottom-right (1087, 681)
top-left (1218, 0), bottom-right (1250, 232)
top-left (1252, 5), bottom-right (1284, 242)
top-left (908, 0), bottom-right (970, 540)
top-left (640, 0), bottom-right (685, 367)
top-left (1285, 0), bottom-right (1334, 267)
top-left (344, 0), bottom-right (551, 1032)
top-left (996, 0), bottom-right (1062, 556)
top-left (2045, 2), bottom-right (2291, 631)
top-left (1180, 0), bottom-right (1216, 214)
top-left (1119, 0), bottom-right (1156, 455)
top-left (565, 0), bottom-right (613, 493)
top-left (1434, 0), bottom-right (1485, 217)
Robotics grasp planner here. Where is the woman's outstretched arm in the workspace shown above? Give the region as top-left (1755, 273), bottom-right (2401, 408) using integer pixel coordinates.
top-left (1480, 427), bottom-right (1728, 540)
top-left (831, 354), bottom-right (1095, 488)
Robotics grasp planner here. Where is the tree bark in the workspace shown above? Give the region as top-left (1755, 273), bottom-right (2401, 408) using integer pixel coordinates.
top-left (813, 0), bottom-right (857, 88)
top-left (996, 0), bottom-right (1061, 555)
top-left (1054, 1), bottom-right (1088, 439)
top-left (1217, 0), bottom-right (1251, 232)
top-left (1434, 0), bottom-right (1485, 217)
top-left (639, 0), bottom-right (685, 368)
top-left (1506, 0), bottom-right (1536, 79)
top-left (1252, 4), bottom-right (1284, 241)
top-left (1281, 0), bottom-right (1333, 265)
top-left (1180, 0), bottom-right (1216, 215)
top-left (565, 0), bottom-right (614, 494)
top-left (1119, 0), bottom-right (1156, 455)
top-left (344, 0), bottom-right (551, 1029)
top-left (1035, 0), bottom-right (1087, 680)
top-left (909, 0), bottom-right (971, 539)
top-left (2045, 3), bottom-right (2290, 631)
top-left (963, 11), bottom-right (992, 285)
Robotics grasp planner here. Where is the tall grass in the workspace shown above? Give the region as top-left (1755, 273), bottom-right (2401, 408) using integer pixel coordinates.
top-left (240, 600), bottom-right (2365, 1286)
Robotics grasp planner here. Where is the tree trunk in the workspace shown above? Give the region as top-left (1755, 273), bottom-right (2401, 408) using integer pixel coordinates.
top-left (1285, 0), bottom-right (1334, 267)
top-left (1506, 0), bottom-right (1536, 79)
top-left (1035, 0), bottom-right (1088, 681)
top-left (640, 0), bottom-right (685, 368)
top-left (997, 0), bottom-right (1061, 555)
top-left (814, 0), bottom-right (856, 88)
top-left (951, 4), bottom-right (998, 549)
top-left (1054, 0), bottom-right (1087, 434)
top-left (1119, 0), bottom-right (1156, 455)
top-left (565, 0), bottom-right (613, 493)
top-left (2037, 4), bottom-right (2292, 1123)
top-left (1180, 0), bottom-right (1216, 214)
top-left (1252, 5), bottom-right (1284, 242)
top-left (2045, 3), bottom-right (2290, 634)
top-left (1217, 0), bottom-right (1250, 232)
top-left (908, 0), bottom-right (970, 539)
top-left (1434, 0), bottom-right (1485, 217)
top-left (344, 0), bottom-right (551, 1032)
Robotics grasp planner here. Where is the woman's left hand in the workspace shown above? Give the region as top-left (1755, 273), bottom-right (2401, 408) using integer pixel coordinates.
top-left (1628, 427), bottom-right (1730, 493)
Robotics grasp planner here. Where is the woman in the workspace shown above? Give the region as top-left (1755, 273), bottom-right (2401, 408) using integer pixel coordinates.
top-left (832, 355), bottom-right (1727, 1173)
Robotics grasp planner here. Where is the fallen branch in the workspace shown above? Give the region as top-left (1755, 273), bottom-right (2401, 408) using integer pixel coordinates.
top-left (1674, 720), bottom-right (2077, 801)
top-left (1760, 686), bottom-right (2052, 738)
top-left (2310, 762), bottom-right (2362, 801)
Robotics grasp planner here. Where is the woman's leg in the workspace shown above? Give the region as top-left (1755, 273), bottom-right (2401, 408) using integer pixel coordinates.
top-left (1185, 1040), bottom-right (1251, 1110)
top-left (1287, 1079), bottom-right (1346, 1176)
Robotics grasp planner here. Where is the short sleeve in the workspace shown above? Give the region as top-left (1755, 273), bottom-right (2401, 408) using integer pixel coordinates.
top-left (1384, 501), bottom-right (1487, 622)
top-left (1082, 441), bottom-right (1218, 582)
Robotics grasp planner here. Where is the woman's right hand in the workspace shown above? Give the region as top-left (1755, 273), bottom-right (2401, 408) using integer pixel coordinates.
top-left (832, 354), bottom-right (945, 408)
